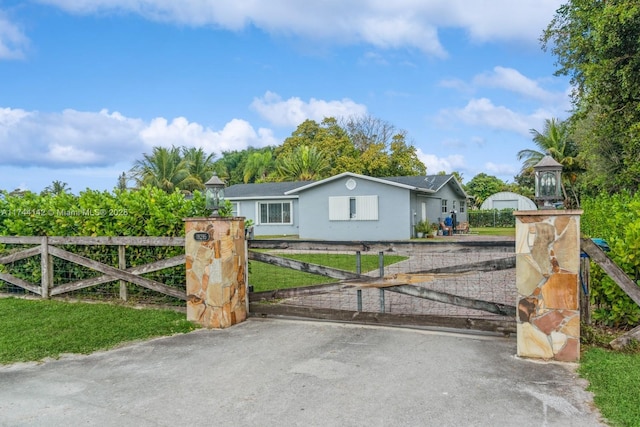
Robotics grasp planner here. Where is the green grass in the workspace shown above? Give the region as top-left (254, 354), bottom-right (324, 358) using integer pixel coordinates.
top-left (0, 298), bottom-right (198, 364)
top-left (249, 253), bottom-right (407, 292)
top-left (578, 346), bottom-right (640, 426)
top-left (472, 227), bottom-right (515, 236)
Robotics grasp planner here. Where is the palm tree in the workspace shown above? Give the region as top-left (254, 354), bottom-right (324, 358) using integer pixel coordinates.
top-left (130, 146), bottom-right (200, 193)
top-left (517, 118), bottom-right (582, 207)
top-left (276, 145), bottom-right (330, 182)
top-left (182, 147), bottom-right (216, 191)
top-left (41, 180), bottom-right (71, 196)
top-left (243, 151), bottom-right (273, 183)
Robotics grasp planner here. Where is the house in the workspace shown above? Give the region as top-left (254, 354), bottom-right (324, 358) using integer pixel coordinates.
top-left (225, 172), bottom-right (470, 240)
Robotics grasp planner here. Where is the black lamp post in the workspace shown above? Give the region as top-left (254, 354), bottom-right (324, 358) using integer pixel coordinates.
top-left (204, 173), bottom-right (225, 216)
top-left (533, 155), bottom-right (563, 209)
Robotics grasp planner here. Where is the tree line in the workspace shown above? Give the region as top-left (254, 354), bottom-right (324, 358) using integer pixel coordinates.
top-left (122, 115), bottom-right (426, 194)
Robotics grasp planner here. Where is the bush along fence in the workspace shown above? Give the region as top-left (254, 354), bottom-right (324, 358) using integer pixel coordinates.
top-left (468, 209), bottom-right (516, 228)
top-left (0, 236), bottom-right (187, 304)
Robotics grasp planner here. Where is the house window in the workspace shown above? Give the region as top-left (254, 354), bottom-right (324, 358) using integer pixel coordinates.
top-left (460, 201), bottom-right (466, 213)
top-left (441, 199), bottom-right (448, 214)
top-left (329, 195), bottom-right (378, 221)
top-left (258, 202), bottom-right (291, 224)
top-left (452, 200), bottom-right (457, 211)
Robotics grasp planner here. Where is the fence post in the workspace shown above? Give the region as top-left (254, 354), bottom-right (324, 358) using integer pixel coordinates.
top-left (40, 236), bottom-right (51, 299)
top-left (513, 209), bottom-right (583, 362)
top-left (118, 245), bottom-right (128, 301)
top-left (379, 251), bottom-right (385, 313)
top-left (580, 253), bottom-right (591, 325)
top-left (356, 251), bottom-right (361, 275)
top-left (184, 217), bottom-right (247, 329)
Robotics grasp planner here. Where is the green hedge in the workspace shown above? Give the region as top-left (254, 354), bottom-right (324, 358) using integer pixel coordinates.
top-left (468, 209), bottom-right (515, 228)
top-left (0, 187), bottom-right (210, 302)
top-left (582, 191), bottom-right (640, 327)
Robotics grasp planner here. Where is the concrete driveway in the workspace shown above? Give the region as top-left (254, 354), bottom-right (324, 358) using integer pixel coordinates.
top-left (0, 318), bottom-right (603, 426)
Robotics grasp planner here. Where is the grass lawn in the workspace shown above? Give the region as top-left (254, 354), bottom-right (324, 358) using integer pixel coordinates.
top-left (249, 252), bottom-right (407, 292)
top-left (0, 298), bottom-right (198, 364)
top-left (579, 346), bottom-right (640, 426)
top-left (472, 227), bottom-right (515, 236)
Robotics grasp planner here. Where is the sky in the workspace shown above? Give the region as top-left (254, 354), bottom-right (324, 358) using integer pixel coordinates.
top-left (0, 0), bottom-right (572, 194)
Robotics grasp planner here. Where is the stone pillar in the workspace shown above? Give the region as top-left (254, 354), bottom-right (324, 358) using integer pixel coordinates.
top-left (513, 210), bottom-right (583, 362)
top-left (184, 217), bottom-right (247, 328)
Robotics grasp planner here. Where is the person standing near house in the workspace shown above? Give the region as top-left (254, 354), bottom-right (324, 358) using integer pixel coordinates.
top-left (444, 215), bottom-right (453, 235)
top-left (451, 210), bottom-right (457, 234)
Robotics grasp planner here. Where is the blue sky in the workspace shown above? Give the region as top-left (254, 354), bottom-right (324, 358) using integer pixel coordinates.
top-left (0, 0), bottom-right (571, 193)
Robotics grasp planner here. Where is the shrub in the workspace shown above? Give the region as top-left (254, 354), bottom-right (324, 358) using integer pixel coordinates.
top-left (468, 209), bottom-right (515, 228)
top-left (582, 192), bottom-right (640, 327)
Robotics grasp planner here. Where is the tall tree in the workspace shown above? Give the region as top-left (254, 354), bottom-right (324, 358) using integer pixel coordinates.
top-left (130, 146), bottom-right (199, 193)
top-left (243, 150), bottom-right (274, 183)
top-left (276, 145), bottom-right (330, 182)
top-left (542, 0), bottom-right (640, 192)
top-left (277, 118), bottom-right (361, 175)
top-left (180, 147), bottom-right (216, 191)
top-left (464, 173), bottom-right (507, 209)
top-left (117, 172), bottom-right (128, 191)
top-left (517, 118), bottom-right (582, 206)
top-left (41, 180), bottom-right (71, 196)
top-left (278, 116), bottom-right (426, 178)
top-left (388, 133), bottom-right (427, 176)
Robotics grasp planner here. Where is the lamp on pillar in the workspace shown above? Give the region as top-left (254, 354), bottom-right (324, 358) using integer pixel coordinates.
top-left (204, 173), bottom-right (225, 216)
top-left (533, 155), bottom-right (563, 209)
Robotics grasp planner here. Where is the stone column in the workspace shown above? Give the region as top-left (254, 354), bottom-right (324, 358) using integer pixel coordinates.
top-left (184, 217), bottom-right (247, 328)
top-left (513, 210), bottom-right (583, 362)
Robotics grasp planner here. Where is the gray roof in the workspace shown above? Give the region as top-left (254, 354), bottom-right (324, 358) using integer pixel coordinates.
top-left (225, 181), bottom-right (312, 198)
top-left (225, 174), bottom-right (467, 199)
top-left (384, 175), bottom-right (452, 191)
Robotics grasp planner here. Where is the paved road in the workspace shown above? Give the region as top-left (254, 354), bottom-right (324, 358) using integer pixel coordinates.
top-left (0, 318), bottom-right (603, 427)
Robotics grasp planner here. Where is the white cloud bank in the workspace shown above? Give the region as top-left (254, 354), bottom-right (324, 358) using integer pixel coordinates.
top-left (417, 149), bottom-right (465, 175)
top-left (0, 107), bottom-right (276, 168)
top-left (251, 91), bottom-right (368, 127)
top-left (438, 98), bottom-right (552, 136)
top-left (0, 92), bottom-right (364, 169)
top-left (33, 0), bottom-right (563, 57)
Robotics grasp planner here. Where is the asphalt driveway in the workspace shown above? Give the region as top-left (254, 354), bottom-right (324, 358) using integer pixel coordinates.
top-left (0, 318), bottom-right (603, 426)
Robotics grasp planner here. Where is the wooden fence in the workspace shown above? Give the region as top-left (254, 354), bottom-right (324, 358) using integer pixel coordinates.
top-left (0, 236), bottom-right (186, 300)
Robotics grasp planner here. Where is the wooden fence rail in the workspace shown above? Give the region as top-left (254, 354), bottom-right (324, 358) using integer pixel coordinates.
top-left (0, 236), bottom-right (187, 300)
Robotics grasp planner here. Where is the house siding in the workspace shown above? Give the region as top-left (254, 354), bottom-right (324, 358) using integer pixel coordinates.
top-left (297, 176), bottom-right (412, 240)
top-left (232, 198), bottom-right (300, 236)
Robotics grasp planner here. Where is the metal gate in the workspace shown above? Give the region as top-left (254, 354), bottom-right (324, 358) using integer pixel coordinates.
top-left (248, 239), bottom-right (516, 335)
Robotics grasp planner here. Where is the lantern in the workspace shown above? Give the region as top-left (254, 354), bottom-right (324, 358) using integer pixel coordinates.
top-left (533, 155), bottom-right (563, 209)
top-left (204, 173), bottom-right (225, 216)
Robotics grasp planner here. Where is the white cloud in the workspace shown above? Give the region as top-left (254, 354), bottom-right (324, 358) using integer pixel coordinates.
top-left (36, 0), bottom-right (563, 57)
top-left (473, 66), bottom-right (558, 102)
top-left (251, 91), bottom-right (368, 127)
top-left (0, 12), bottom-right (28, 60)
top-left (438, 98), bottom-right (546, 136)
top-left (417, 149), bottom-right (465, 174)
top-left (139, 117), bottom-right (275, 152)
top-left (485, 162), bottom-right (517, 176)
top-left (0, 107), bottom-right (277, 168)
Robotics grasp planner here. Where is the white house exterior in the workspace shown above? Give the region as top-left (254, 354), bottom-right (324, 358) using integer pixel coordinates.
top-left (225, 172), bottom-right (470, 240)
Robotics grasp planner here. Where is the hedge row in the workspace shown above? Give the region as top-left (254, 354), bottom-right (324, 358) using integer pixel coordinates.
top-left (0, 187), bottom-right (210, 302)
top-left (581, 192), bottom-right (640, 327)
top-left (468, 209), bottom-right (516, 228)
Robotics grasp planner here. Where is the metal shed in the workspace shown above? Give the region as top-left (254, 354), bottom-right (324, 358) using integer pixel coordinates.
top-left (480, 191), bottom-right (537, 211)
